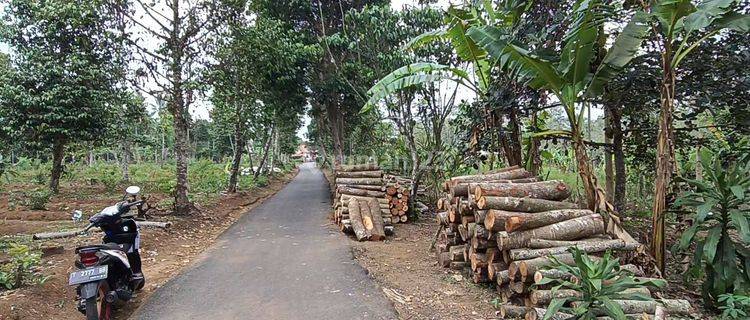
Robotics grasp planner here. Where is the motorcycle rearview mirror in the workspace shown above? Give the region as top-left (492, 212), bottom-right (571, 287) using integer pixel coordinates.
top-left (125, 186), bottom-right (141, 196)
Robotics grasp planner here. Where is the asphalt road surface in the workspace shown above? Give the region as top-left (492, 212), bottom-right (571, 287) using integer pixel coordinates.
top-left (132, 163), bottom-right (397, 320)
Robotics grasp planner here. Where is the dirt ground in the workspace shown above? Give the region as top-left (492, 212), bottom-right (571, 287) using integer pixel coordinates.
top-left (0, 170), bottom-right (297, 320)
top-left (351, 222), bottom-right (501, 320)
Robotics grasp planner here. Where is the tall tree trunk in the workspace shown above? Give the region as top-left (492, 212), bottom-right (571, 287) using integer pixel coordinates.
top-left (169, 0), bottom-right (191, 215)
top-left (160, 130), bottom-right (167, 164)
top-left (611, 106), bottom-right (626, 213)
top-left (528, 111), bottom-right (542, 175)
top-left (651, 47), bottom-right (676, 274)
top-left (604, 106), bottom-right (615, 202)
top-left (253, 125), bottom-right (275, 180)
top-left (227, 130), bottom-right (245, 193)
top-left (121, 139), bottom-right (131, 182)
top-left (49, 140), bottom-right (66, 194)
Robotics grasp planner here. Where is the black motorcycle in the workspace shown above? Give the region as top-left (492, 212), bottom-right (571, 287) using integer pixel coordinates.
top-left (68, 186), bottom-right (146, 320)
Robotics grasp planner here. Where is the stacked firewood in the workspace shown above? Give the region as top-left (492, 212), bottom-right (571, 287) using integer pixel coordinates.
top-left (332, 164), bottom-right (394, 239)
top-left (434, 166), bottom-right (692, 319)
top-left (383, 175), bottom-right (412, 223)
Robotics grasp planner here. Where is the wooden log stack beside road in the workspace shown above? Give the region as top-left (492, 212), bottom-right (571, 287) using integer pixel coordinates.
top-left (433, 166), bottom-right (691, 319)
top-left (332, 164), bottom-right (394, 240)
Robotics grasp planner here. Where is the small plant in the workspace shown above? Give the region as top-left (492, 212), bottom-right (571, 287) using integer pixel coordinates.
top-left (97, 166), bottom-right (120, 192)
top-left (719, 294), bottom-right (750, 319)
top-left (537, 248), bottom-right (666, 320)
top-left (32, 168), bottom-right (47, 185)
top-left (674, 149), bottom-right (750, 305)
top-left (25, 189), bottom-right (51, 210)
top-left (0, 243), bottom-right (48, 290)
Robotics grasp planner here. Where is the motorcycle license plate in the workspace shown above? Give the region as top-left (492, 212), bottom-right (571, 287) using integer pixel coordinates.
top-left (68, 266), bottom-right (108, 285)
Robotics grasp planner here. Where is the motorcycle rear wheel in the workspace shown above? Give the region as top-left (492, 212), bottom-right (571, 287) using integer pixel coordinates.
top-left (85, 283), bottom-right (111, 320)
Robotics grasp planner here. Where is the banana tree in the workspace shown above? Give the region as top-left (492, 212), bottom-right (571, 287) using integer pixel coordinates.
top-left (362, 5), bottom-right (494, 112)
top-left (644, 0), bottom-right (749, 273)
top-left (467, 0), bottom-right (650, 217)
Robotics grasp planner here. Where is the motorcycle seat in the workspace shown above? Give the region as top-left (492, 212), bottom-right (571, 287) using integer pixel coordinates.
top-left (76, 243), bottom-right (131, 253)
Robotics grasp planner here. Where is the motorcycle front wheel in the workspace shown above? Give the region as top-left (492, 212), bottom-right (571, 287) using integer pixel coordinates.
top-left (85, 282), bottom-right (111, 320)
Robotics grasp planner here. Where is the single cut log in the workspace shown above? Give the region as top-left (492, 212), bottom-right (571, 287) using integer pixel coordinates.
top-left (474, 180), bottom-right (571, 201)
top-left (510, 239), bottom-right (639, 260)
top-left (525, 308), bottom-right (574, 320)
top-left (485, 210), bottom-right (519, 232)
top-left (367, 198), bottom-right (386, 240)
top-left (336, 170), bottom-right (383, 178)
top-left (530, 288), bottom-right (650, 306)
top-left (336, 177), bottom-right (383, 186)
top-left (504, 209), bottom-right (594, 233)
top-left (449, 246), bottom-right (465, 261)
top-left (337, 164), bottom-right (379, 172)
top-left (570, 299), bottom-right (690, 316)
top-left (338, 184), bottom-right (384, 191)
top-left (533, 264), bottom-right (645, 284)
top-left (488, 262), bottom-right (507, 280)
top-left (359, 200), bottom-right (375, 232)
top-left (499, 305), bottom-right (527, 319)
top-left (518, 254), bottom-right (601, 280)
top-left (348, 198), bottom-right (370, 241)
top-left (451, 177), bottom-right (540, 197)
top-left (496, 270), bottom-right (511, 285)
top-left (449, 165), bottom-right (520, 182)
top-left (498, 214), bottom-right (605, 251)
top-left (477, 196), bottom-right (579, 212)
top-left (338, 186), bottom-right (386, 198)
top-left (450, 168), bottom-right (533, 185)
top-left (528, 237), bottom-right (611, 249)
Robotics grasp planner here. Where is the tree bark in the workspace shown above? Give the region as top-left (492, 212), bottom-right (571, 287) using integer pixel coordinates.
top-left (504, 209), bottom-right (594, 233)
top-left (337, 186), bottom-right (385, 198)
top-left (335, 170), bottom-right (382, 178)
top-left (336, 163), bottom-right (380, 172)
top-left (348, 198), bottom-right (369, 241)
top-left (477, 196), bottom-right (578, 212)
top-left (473, 180), bottom-right (571, 201)
top-left (611, 105), bottom-right (626, 213)
top-left (449, 167), bottom-right (532, 185)
top-left (253, 125), bottom-right (275, 180)
top-left (497, 214), bottom-right (605, 250)
top-left (450, 177), bottom-right (539, 198)
top-left (227, 129), bottom-right (245, 193)
top-left (49, 140), bottom-right (66, 194)
top-left (570, 299), bottom-right (690, 316)
top-left (121, 139), bottom-right (131, 182)
top-left (604, 105), bottom-right (614, 202)
top-left (335, 177), bottom-right (382, 186)
top-left (509, 239), bottom-right (639, 260)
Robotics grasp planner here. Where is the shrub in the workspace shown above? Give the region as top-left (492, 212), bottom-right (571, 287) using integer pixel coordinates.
top-left (719, 294), bottom-right (750, 319)
top-left (189, 159), bottom-right (226, 194)
top-left (25, 189), bottom-right (51, 210)
top-left (537, 248), bottom-right (665, 320)
top-left (0, 243), bottom-right (48, 290)
top-left (674, 149), bottom-right (750, 305)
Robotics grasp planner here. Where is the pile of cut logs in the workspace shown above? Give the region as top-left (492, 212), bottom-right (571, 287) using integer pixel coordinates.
top-left (383, 174), bottom-right (413, 223)
top-left (332, 164), bottom-right (394, 240)
top-left (434, 166), bottom-right (691, 319)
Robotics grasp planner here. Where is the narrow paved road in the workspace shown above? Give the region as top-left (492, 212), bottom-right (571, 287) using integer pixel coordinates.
top-left (133, 163), bottom-right (397, 320)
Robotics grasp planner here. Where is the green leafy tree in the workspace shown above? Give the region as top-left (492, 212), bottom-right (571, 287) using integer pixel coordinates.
top-left (641, 0), bottom-right (750, 273)
top-left (0, 0), bottom-right (128, 193)
top-left (674, 149), bottom-right (750, 305)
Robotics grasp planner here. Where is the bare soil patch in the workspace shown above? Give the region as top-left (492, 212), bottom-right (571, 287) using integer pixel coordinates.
top-left (350, 222), bottom-right (500, 320)
top-left (0, 170), bottom-right (297, 320)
